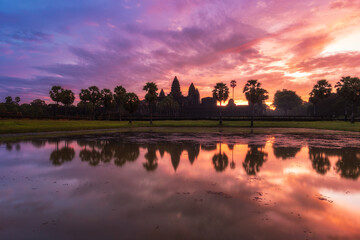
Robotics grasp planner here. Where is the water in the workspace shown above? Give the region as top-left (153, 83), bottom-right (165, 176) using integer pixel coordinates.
top-left (0, 132), bottom-right (360, 240)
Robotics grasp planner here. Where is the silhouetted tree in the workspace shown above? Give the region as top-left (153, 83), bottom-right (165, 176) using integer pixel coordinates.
top-left (273, 89), bottom-right (302, 115)
top-left (3, 96), bottom-right (20, 115)
top-left (49, 86), bottom-right (64, 116)
top-left (123, 92), bottom-right (140, 123)
top-left (309, 80), bottom-right (332, 116)
top-left (212, 82), bottom-right (229, 125)
top-left (101, 88), bottom-right (113, 120)
top-left (5, 96), bottom-right (12, 104)
top-left (143, 82), bottom-right (158, 124)
top-left (243, 80), bottom-right (268, 127)
top-left (243, 145), bottom-right (267, 175)
top-left (335, 76), bottom-right (360, 123)
top-left (314, 92), bottom-right (345, 117)
top-left (114, 85), bottom-right (126, 121)
top-left (15, 96), bottom-right (20, 105)
top-left (49, 86), bottom-right (64, 105)
top-left (230, 80), bottom-right (237, 101)
top-left (61, 89), bottom-right (75, 115)
top-left (61, 89), bottom-right (75, 106)
top-left (30, 99), bottom-right (46, 116)
top-left (80, 86), bottom-right (101, 119)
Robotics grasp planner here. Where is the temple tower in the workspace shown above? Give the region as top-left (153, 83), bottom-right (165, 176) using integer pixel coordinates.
top-left (170, 76), bottom-right (183, 103)
top-left (187, 83), bottom-right (200, 105)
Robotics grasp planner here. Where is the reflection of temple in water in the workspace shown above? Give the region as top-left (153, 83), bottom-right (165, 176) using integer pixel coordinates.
top-left (5, 137), bottom-right (358, 180)
top-left (144, 142), bottom-right (200, 171)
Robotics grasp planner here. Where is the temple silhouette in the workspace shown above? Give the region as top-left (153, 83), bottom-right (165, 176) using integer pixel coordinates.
top-left (158, 76), bottom-right (201, 106)
top-left (144, 76), bottom-right (260, 118)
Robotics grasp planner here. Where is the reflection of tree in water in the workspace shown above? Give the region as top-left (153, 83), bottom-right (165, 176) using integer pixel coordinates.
top-left (335, 148), bottom-right (360, 180)
top-left (228, 143), bottom-right (236, 169)
top-left (273, 146), bottom-right (301, 160)
top-left (307, 147), bottom-right (360, 179)
top-left (50, 140), bottom-right (75, 166)
top-left (212, 144), bottom-right (229, 172)
top-left (143, 145), bottom-right (158, 171)
top-left (79, 141), bottom-right (102, 166)
top-left (4, 142), bottom-right (21, 151)
top-left (31, 139), bottom-right (46, 148)
top-left (113, 143), bottom-right (139, 167)
top-left (243, 145), bottom-right (268, 175)
top-left (100, 140), bottom-right (114, 163)
top-left (77, 139), bottom-right (140, 167)
top-left (272, 135), bottom-right (301, 160)
top-left (308, 147), bottom-right (330, 175)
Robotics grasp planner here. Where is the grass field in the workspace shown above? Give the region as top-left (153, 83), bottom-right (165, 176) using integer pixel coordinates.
top-left (0, 119), bottom-right (359, 134)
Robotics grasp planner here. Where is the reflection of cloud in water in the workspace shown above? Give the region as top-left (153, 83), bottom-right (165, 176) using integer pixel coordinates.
top-left (0, 132), bottom-right (360, 239)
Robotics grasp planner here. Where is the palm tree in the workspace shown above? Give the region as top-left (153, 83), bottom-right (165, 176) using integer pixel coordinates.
top-left (101, 88), bottom-right (113, 120)
top-left (15, 96), bottom-right (20, 105)
top-left (242, 145), bottom-right (268, 176)
top-left (49, 86), bottom-right (64, 116)
top-left (123, 92), bottom-right (140, 123)
top-left (243, 80), bottom-right (268, 127)
top-left (212, 82), bottom-right (229, 125)
top-left (79, 86), bottom-right (101, 119)
top-left (230, 80), bottom-right (237, 101)
top-left (60, 89), bottom-right (75, 116)
top-left (212, 144), bottom-right (229, 172)
top-left (5, 96), bottom-right (13, 104)
top-left (309, 80), bottom-right (332, 116)
top-left (49, 86), bottom-right (64, 105)
top-left (229, 144), bottom-right (236, 169)
top-left (114, 85), bottom-right (126, 121)
top-left (335, 76), bottom-right (360, 123)
top-left (143, 82), bottom-right (158, 124)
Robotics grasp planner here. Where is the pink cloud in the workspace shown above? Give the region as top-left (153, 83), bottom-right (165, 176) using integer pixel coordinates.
top-left (330, 0), bottom-right (358, 9)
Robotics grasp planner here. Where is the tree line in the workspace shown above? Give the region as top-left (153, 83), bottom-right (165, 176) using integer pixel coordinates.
top-left (1, 76), bottom-right (359, 123)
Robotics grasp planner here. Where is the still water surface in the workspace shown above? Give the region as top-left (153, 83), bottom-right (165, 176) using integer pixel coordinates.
top-left (1, 132), bottom-right (360, 240)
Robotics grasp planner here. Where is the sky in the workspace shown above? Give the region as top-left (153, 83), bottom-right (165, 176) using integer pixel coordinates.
top-left (1, 0), bottom-right (360, 105)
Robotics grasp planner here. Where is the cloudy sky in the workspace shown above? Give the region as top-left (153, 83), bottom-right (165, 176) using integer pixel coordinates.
top-left (1, 0), bottom-right (360, 104)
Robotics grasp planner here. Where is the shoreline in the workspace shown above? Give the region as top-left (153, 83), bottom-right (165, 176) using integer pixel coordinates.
top-left (1, 126), bottom-right (359, 143)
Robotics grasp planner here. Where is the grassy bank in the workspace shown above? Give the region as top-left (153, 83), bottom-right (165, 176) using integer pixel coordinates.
top-left (0, 119), bottom-right (359, 134)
